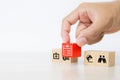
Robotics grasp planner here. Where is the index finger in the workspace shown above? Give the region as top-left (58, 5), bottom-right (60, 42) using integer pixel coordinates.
top-left (61, 9), bottom-right (80, 43)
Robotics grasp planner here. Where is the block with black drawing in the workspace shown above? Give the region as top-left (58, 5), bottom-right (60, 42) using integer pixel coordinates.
top-left (52, 49), bottom-right (78, 63)
top-left (84, 50), bottom-right (115, 67)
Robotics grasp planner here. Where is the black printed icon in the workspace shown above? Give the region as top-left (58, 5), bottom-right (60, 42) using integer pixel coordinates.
top-left (86, 55), bottom-right (93, 63)
top-left (63, 57), bottom-right (69, 61)
top-left (53, 52), bottom-right (60, 59)
top-left (98, 55), bottom-right (107, 63)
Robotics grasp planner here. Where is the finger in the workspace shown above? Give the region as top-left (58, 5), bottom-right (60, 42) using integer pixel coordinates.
top-left (61, 9), bottom-right (79, 43)
top-left (76, 23), bottom-right (88, 38)
top-left (61, 30), bottom-right (70, 43)
top-left (76, 23), bottom-right (104, 46)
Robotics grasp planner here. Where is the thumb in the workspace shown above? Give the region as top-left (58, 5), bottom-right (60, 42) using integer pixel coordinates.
top-left (76, 23), bottom-right (104, 46)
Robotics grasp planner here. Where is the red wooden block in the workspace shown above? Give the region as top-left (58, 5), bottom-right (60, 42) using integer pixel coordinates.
top-left (62, 43), bottom-right (81, 58)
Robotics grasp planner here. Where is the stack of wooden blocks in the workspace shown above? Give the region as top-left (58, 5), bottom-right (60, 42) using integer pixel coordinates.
top-left (52, 43), bottom-right (115, 67)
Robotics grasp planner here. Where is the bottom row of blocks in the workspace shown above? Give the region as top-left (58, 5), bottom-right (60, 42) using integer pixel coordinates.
top-left (52, 49), bottom-right (115, 67)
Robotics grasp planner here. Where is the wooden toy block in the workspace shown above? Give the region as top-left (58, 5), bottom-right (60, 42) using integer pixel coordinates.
top-left (84, 50), bottom-right (115, 67)
top-left (62, 43), bottom-right (81, 58)
top-left (52, 49), bottom-right (78, 63)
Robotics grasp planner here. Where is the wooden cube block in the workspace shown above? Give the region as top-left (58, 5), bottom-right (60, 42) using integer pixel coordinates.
top-left (84, 50), bottom-right (115, 67)
top-left (52, 49), bottom-right (78, 63)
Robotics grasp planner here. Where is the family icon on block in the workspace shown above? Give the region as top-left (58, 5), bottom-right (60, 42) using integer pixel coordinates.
top-left (52, 43), bottom-right (115, 67)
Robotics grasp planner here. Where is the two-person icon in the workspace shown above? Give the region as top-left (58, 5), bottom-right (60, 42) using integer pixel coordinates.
top-left (98, 55), bottom-right (107, 63)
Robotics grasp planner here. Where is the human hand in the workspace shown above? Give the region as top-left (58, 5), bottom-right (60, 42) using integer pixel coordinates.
top-left (61, 1), bottom-right (120, 47)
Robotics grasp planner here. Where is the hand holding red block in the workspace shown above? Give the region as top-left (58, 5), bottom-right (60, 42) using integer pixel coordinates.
top-left (62, 43), bottom-right (81, 58)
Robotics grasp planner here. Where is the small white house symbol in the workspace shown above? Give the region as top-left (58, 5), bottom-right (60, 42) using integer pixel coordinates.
top-left (66, 45), bottom-right (69, 47)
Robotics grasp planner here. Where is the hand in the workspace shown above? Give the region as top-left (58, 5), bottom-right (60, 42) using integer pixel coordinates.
top-left (61, 1), bottom-right (120, 47)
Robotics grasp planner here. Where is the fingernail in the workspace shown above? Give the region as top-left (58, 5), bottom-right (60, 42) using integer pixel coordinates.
top-left (77, 37), bottom-right (87, 46)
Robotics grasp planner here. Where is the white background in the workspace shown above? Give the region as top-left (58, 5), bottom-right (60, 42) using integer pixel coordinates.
top-left (0, 0), bottom-right (120, 80)
top-left (0, 0), bottom-right (119, 54)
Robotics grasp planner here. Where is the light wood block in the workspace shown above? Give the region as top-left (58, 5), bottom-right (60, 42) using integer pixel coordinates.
top-left (52, 49), bottom-right (78, 63)
top-left (84, 50), bottom-right (115, 67)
